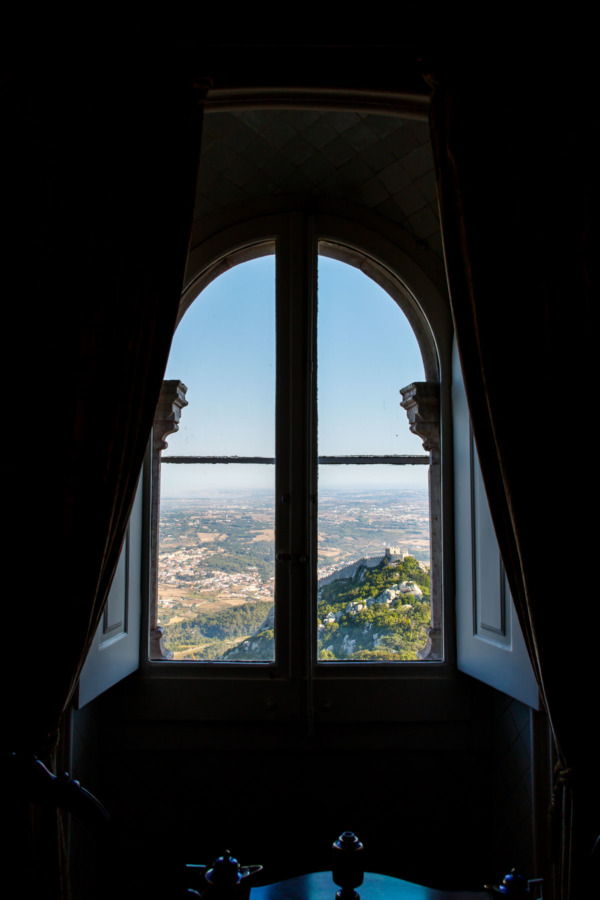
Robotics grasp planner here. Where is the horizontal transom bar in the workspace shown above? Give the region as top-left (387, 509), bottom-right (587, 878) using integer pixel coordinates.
top-left (162, 455), bottom-right (429, 465)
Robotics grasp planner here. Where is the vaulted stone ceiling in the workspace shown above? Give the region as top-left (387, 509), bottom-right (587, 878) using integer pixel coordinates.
top-left (194, 108), bottom-right (443, 261)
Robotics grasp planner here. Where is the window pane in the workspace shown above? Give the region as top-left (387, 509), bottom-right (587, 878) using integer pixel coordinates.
top-left (317, 255), bottom-right (425, 456)
top-left (316, 256), bottom-right (431, 662)
top-left (317, 473), bottom-right (431, 662)
top-left (165, 255), bottom-right (275, 458)
top-left (158, 464), bottom-right (275, 661)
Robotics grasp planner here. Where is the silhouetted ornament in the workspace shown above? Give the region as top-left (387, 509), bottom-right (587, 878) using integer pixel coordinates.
top-left (185, 850), bottom-right (262, 900)
top-left (332, 832), bottom-right (364, 900)
top-left (485, 869), bottom-right (530, 898)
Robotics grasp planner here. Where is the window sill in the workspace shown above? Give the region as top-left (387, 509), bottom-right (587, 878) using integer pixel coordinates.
top-left (118, 663), bottom-right (469, 724)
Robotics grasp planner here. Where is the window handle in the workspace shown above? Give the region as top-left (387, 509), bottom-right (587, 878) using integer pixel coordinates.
top-left (276, 552), bottom-right (307, 564)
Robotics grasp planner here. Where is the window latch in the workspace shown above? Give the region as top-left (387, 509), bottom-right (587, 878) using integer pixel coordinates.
top-left (276, 552), bottom-right (307, 564)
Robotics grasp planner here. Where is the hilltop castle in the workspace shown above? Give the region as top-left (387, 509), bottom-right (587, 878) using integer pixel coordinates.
top-left (384, 546), bottom-right (407, 561)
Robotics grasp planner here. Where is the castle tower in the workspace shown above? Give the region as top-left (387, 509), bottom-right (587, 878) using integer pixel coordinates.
top-left (384, 546), bottom-right (405, 561)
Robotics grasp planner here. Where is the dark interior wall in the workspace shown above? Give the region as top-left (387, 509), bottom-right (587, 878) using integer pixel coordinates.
top-left (68, 674), bottom-right (539, 900)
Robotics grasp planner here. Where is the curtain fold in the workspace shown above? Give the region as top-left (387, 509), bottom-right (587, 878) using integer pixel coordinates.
top-left (6, 51), bottom-right (206, 897)
top-left (426, 50), bottom-right (595, 898)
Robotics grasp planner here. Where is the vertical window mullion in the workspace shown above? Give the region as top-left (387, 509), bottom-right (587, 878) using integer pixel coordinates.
top-left (307, 221), bottom-right (319, 678)
top-left (275, 213), bottom-right (316, 682)
top-left (274, 232), bottom-right (290, 674)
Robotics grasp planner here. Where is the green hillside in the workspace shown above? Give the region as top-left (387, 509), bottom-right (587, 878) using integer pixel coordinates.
top-left (164, 600), bottom-right (274, 660)
top-left (317, 556), bottom-right (431, 660)
top-left (160, 551), bottom-right (430, 662)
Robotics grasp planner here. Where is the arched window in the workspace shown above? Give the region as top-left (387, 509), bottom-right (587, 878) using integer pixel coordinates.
top-left (151, 213), bottom-right (448, 684)
top-left (76, 95), bottom-right (537, 730)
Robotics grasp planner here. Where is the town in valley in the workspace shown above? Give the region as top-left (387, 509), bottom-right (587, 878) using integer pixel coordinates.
top-left (157, 487), bottom-right (431, 662)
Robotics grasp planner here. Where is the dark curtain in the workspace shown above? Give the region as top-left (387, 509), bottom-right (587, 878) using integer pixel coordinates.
top-left (5, 50), bottom-right (206, 896)
top-left (426, 50), bottom-right (596, 898)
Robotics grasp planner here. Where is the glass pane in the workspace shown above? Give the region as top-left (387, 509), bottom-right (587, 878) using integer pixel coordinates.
top-left (158, 464), bottom-right (275, 662)
top-left (316, 255), bottom-right (431, 662)
top-left (164, 255), bottom-right (276, 458)
top-left (317, 255), bottom-right (425, 456)
top-left (317, 462), bottom-right (431, 662)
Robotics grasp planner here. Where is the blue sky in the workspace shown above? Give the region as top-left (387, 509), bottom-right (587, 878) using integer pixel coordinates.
top-left (161, 255), bottom-right (428, 495)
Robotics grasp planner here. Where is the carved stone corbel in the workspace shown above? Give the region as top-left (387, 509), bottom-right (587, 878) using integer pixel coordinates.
top-left (153, 380), bottom-right (189, 452)
top-left (399, 382), bottom-right (440, 453)
top-left (400, 381), bottom-right (441, 660)
top-left (150, 380), bottom-right (188, 660)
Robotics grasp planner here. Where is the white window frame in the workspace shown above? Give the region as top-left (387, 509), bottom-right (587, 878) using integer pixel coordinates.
top-left (76, 453), bottom-right (149, 708)
top-left (452, 338), bottom-right (539, 709)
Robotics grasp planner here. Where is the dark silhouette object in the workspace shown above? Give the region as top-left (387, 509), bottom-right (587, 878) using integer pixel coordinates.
top-left (9, 752), bottom-right (110, 838)
top-left (185, 850), bottom-right (263, 900)
top-left (332, 832), bottom-right (365, 900)
top-left (485, 869), bottom-right (532, 899)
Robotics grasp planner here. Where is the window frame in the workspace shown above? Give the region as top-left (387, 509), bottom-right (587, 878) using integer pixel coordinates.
top-left (138, 206), bottom-right (457, 722)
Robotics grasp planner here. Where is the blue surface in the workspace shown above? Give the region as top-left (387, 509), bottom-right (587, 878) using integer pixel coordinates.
top-left (254, 872), bottom-right (488, 900)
